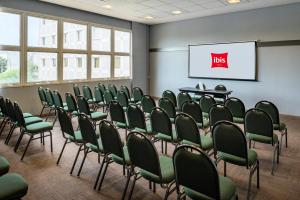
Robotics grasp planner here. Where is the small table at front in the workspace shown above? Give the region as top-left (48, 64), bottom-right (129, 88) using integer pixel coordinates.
top-left (179, 87), bottom-right (232, 101)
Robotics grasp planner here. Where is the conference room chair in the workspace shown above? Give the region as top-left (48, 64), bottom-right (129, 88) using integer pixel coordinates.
top-left (131, 87), bottom-right (144, 104)
top-left (255, 101), bottom-right (288, 152)
top-left (213, 121), bottom-right (259, 200)
top-left (103, 90), bottom-right (114, 112)
top-left (158, 98), bottom-right (176, 123)
top-left (65, 92), bottom-right (79, 117)
top-left (141, 95), bottom-right (156, 118)
top-left (224, 97), bottom-right (246, 124)
top-left (214, 84), bottom-right (228, 103)
top-left (177, 92), bottom-right (192, 111)
top-left (77, 96), bottom-right (107, 128)
top-left (44, 88), bottom-right (56, 121)
top-left (182, 100), bottom-right (210, 133)
top-left (37, 86), bottom-right (49, 116)
top-left (117, 90), bottom-right (129, 110)
top-left (76, 113), bottom-right (104, 183)
top-left (199, 95), bottom-right (216, 118)
top-left (52, 90), bottom-right (69, 125)
top-left (56, 107), bottom-right (84, 175)
top-left (13, 102), bottom-right (53, 161)
top-left (151, 107), bottom-right (177, 154)
top-left (108, 84), bottom-right (118, 99)
top-left (120, 85), bottom-right (131, 102)
top-left (173, 145), bottom-right (237, 200)
top-left (127, 104), bottom-right (152, 137)
top-left (162, 90), bottom-right (177, 110)
top-left (175, 113), bottom-right (213, 154)
top-left (245, 108), bottom-right (279, 175)
top-left (95, 120), bottom-right (131, 195)
top-left (109, 100), bottom-right (129, 137)
top-left (192, 83), bottom-right (205, 101)
top-left (209, 104), bottom-right (233, 131)
top-left (98, 83), bottom-right (106, 95)
top-left (73, 84), bottom-right (81, 97)
top-left (82, 85), bottom-right (96, 107)
top-left (93, 86), bottom-right (106, 112)
top-left (124, 131), bottom-right (175, 200)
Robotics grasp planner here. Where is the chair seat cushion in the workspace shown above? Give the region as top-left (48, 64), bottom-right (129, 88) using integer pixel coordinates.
top-left (202, 112), bottom-right (209, 119)
top-left (68, 131), bottom-right (83, 143)
top-left (24, 116), bottom-right (43, 125)
top-left (86, 138), bottom-right (104, 153)
top-left (154, 130), bottom-right (177, 142)
top-left (182, 135), bottom-right (213, 151)
top-left (132, 122), bottom-right (152, 135)
top-left (112, 146), bottom-right (131, 165)
top-left (23, 113), bottom-right (33, 118)
top-left (0, 173), bottom-right (28, 200)
top-left (0, 156), bottom-right (10, 176)
top-left (140, 155), bottom-right (174, 184)
top-left (115, 122), bottom-right (128, 129)
top-left (246, 132), bottom-right (278, 144)
top-left (218, 149), bottom-right (257, 166)
top-left (25, 122), bottom-right (53, 133)
top-left (233, 117), bottom-right (244, 124)
top-left (196, 119), bottom-right (209, 129)
top-left (273, 122), bottom-right (286, 131)
top-left (91, 112), bottom-right (107, 121)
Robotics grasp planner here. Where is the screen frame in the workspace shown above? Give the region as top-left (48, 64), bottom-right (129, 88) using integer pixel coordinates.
top-left (188, 41), bottom-right (258, 81)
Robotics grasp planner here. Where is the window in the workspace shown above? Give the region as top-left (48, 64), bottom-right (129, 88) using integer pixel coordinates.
top-left (63, 22), bottom-right (87, 50)
top-left (42, 37), bottom-right (46, 46)
top-left (64, 58), bottom-right (68, 67)
top-left (27, 52), bottom-right (57, 82)
top-left (92, 26), bottom-right (111, 51)
top-left (114, 30), bottom-right (130, 53)
top-left (0, 51), bottom-right (20, 84)
top-left (91, 55), bottom-right (111, 79)
top-left (76, 30), bottom-right (82, 41)
top-left (0, 12), bottom-right (20, 46)
top-left (114, 56), bottom-right (130, 77)
top-left (52, 35), bottom-right (56, 45)
top-left (64, 33), bottom-right (68, 43)
top-left (63, 54), bottom-right (87, 80)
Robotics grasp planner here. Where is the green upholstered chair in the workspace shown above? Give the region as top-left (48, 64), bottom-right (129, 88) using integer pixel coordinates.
top-left (73, 84), bottom-right (81, 97)
top-left (98, 83), bottom-right (106, 95)
top-left (151, 107), bottom-right (177, 154)
top-left (108, 84), bottom-right (118, 99)
top-left (182, 100), bottom-right (209, 132)
top-left (52, 90), bottom-right (68, 110)
top-left (56, 108), bottom-right (84, 175)
top-left (213, 121), bottom-right (259, 200)
top-left (225, 97), bottom-right (245, 124)
top-left (158, 98), bottom-right (176, 123)
top-left (132, 87), bottom-right (144, 104)
top-left (77, 96), bottom-right (107, 127)
top-left (38, 86), bottom-right (49, 116)
top-left (209, 104), bottom-right (233, 131)
top-left (125, 131), bottom-right (175, 200)
top-left (0, 173), bottom-right (28, 200)
top-left (173, 145), bottom-right (237, 200)
top-left (117, 90), bottom-right (129, 110)
top-left (162, 90), bottom-right (177, 110)
top-left (177, 92), bottom-right (191, 111)
top-left (255, 101), bottom-right (288, 152)
top-left (245, 108), bottom-right (279, 175)
top-left (103, 90), bottom-right (114, 112)
top-left (93, 86), bottom-right (105, 112)
top-left (0, 156), bottom-right (10, 176)
top-left (44, 88), bottom-right (56, 121)
top-left (120, 85), bottom-right (131, 101)
top-left (200, 95), bottom-right (216, 119)
top-left (13, 102), bottom-right (53, 161)
top-left (214, 84), bottom-right (227, 103)
top-left (141, 95), bottom-right (156, 118)
top-left (82, 85), bottom-right (96, 107)
top-left (95, 120), bottom-right (131, 195)
top-left (109, 100), bottom-right (129, 137)
top-left (175, 113), bottom-right (213, 154)
top-left (65, 92), bottom-right (79, 117)
top-left (127, 104), bottom-right (152, 136)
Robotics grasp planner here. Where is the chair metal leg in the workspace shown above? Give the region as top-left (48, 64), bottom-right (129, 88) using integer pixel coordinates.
top-left (21, 135), bottom-right (33, 161)
top-left (5, 124), bottom-right (16, 144)
top-left (70, 145), bottom-right (83, 174)
top-left (271, 143), bottom-right (278, 175)
top-left (57, 138), bottom-right (68, 165)
top-left (257, 160), bottom-right (260, 188)
top-left (94, 155), bottom-right (106, 190)
top-left (224, 161), bottom-right (227, 177)
top-left (285, 129), bottom-right (288, 148)
top-left (128, 173), bottom-right (138, 200)
top-left (161, 140), bottom-right (164, 154)
top-left (45, 108), bottom-right (53, 121)
top-left (153, 182), bottom-right (156, 193)
top-left (49, 131), bottom-right (53, 152)
top-left (97, 157), bottom-right (110, 191)
top-left (0, 119), bottom-right (8, 136)
top-left (165, 141), bottom-right (168, 155)
top-left (14, 131), bottom-right (25, 152)
top-left (122, 168), bottom-right (132, 200)
top-left (77, 147), bottom-right (88, 177)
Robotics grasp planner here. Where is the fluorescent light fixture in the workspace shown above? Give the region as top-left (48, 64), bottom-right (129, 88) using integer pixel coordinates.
top-left (227, 0), bottom-right (240, 4)
top-left (144, 16), bottom-right (154, 20)
top-left (172, 10), bottom-right (183, 15)
top-left (102, 4), bottom-right (112, 9)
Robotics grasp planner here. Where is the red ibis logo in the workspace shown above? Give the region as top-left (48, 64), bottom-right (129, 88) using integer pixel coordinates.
top-left (211, 53), bottom-right (228, 68)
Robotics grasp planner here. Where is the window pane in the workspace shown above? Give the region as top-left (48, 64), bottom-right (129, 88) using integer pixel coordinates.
top-left (63, 22), bottom-right (87, 50)
top-left (92, 26), bottom-right (111, 51)
top-left (91, 55), bottom-right (111, 79)
top-left (0, 51), bottom-right (20, 84)
top-left (114, 56), bottom-right (130, 77)
top-left (63, 54), bottom-right (87, 80)
top-left (27, 52), bottom-right (57, 82)
top-left (0, 12), bottom-right (20, 46)
top-left (28, 16), bottom-right (58, 48)
top-left (114, 30), bottom-right (130, 53)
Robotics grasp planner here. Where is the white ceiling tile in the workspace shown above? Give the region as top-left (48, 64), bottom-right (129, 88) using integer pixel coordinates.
top-left (140, 0), bottom-right (166, 7)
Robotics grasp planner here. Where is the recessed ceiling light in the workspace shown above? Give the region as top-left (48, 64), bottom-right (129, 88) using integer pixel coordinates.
top-left (102, 4), bottom-right (112, 9)
top-left (227, 0), bottom-right (240, 4)
top-left (172, 10), bottom-right (183, 15)
top-left (144, 16), bottom-right (154, 20)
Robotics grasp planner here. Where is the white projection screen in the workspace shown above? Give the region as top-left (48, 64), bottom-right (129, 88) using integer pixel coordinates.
top-left (189, 41), bottom-right (257, 80)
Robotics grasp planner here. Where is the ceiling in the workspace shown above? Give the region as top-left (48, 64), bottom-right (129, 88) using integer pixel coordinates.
top-left (40, 0), bottom-right (300, 24)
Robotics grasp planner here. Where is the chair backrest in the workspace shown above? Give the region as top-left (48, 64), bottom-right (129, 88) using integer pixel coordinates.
top-left (13, 102), bottom-right (26, 127)
top-left (99, 120), bottom-right (124, 158)
top-left (104, 90), bottom-right (114, 105)
top-left (151, 107), bottom-right (173, 138)
top-left (127, 104), bottom-right (146, 130)
top-left (0, 96), bottom-right (8, 116)
top-left (182, 101), bottom-right (203, 124)
top-left (78, 113), bottom-right (99, 147)
top-left (38, 87), bottom-right (47, 104)
top-left (175, 113), bottom-right (200, 146)
top-left (255, 101), bottom-right (280, 125)
top-left (158, 98), bottom-right (176, 119)
top-left (199, 95), bottom-right (216, 114)
top-left (117, 90), bottom-right (129, 108)
top-left (82, 85), bottom-right (93, 101)
top-left (98, 83), bottom-right (106, 94)
top-left (173, 145), bottom-right (221, 200)
top-left (224, 97), bottom-right (245, 119)
top-left (94, 86), bottom-right (104, 102)
top-left (162, 90), bottom-right (177, 107)
top-left (132, 87), bottom-right (144, 102)
top-left (245, 108), bottom-right (274, 143)
top-left (109, 100), bottom-right (126, 124)
top-left (45, 88), bottom-right (54, 106)
top-left (214, 85), bottom-right (227, 99)
top-left (65, 92), bottom-right (78, 112)
top-left (52, 90), bottom-right (64, 108)
top-left (5, 98), bottom-right (17, 122)
top-left (108, 84), bottom-right (118, 98)
top-left (120, 85), bottom-right (130, 99)
top-left (212, 121), bottom-right (248, 163)
top-left (73, 84), bottom-right (81, 97)
top-left (57, 107), bottom-right (75, 138)
top-left (209, 104), bottom-right (233, 127)
top-left (177, 92), bottom-right (192, 111)
top-left (77, 96), bottom-right (91, 116)
top-left (141, 95), bottom-right (156, 114)
top-left (127, 132), bottom-right (161, 178)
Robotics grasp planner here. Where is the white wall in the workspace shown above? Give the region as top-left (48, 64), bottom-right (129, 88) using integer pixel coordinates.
top-left (149, 3), bottom-right (300, 116)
